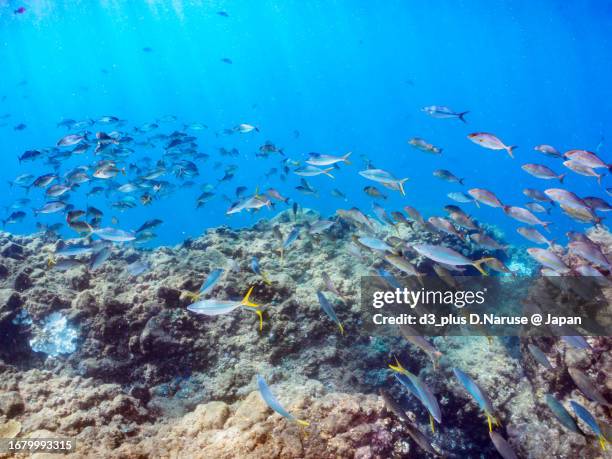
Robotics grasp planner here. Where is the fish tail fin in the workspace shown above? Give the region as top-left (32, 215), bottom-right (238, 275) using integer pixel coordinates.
top-left (597, 172), bottom-right (605, 186)
top-left (458, 111), bottom-right (469, 123)
top-left (338, 322), bottom-right (345, 335)
top-left (254, 309), bottom-right (263, 331)
top-left (472, 257), bottom-right (495, 276)
top-left (184, 290), bottom-right (201, 302)
top-left (261, 271), bottom-right (272, 285)
top-left (388, 355), bottom-right (407, 374)
top-left (558, 173), bottom-right (566, 184)
top-left (296, 419), bottom-right (310, 427)
top-left (399, 178), bottom-right (409, 196)
top-left (323, 168), bottom-right (335, 179)
top-left (241, 287), bottom-right (264, 330)
top-left (506, 145), bottom-right (517, 158)
top-left (241, 286), bottom-right (259, 308)
top-left (121, 168), bottom-right (126, 176)
top-left (343, 151), bottom-right (352, 164)
top-left (598, 434), bottom-right (607, 451)
top-left (486, 414), bottom-right (493, 432)
top-left (459, 177), bottom-right (465, 185)
top-left (473, 199), bottom-right (480, 208)
top-left (430, 414), bottom-right (436, 433)
top-left (47, 256), bottom-right (56, 268)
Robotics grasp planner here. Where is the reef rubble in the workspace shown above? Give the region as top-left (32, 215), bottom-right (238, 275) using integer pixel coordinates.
top-left (0, 215), bottom-right (610, 458)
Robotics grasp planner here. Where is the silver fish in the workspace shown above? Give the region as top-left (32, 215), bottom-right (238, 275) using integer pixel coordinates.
top-left (422, 105), bottom-right (468, 122)
top-left (568, 367), bottom-right (610, 407)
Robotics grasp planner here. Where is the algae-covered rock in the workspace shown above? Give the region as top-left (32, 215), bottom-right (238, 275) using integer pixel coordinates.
top-left (0, 419), bottom-right (21, 438)
top-left (0, 222), bottom-right (609, 458)
top-left (0, 391), bottom-right (24, 417)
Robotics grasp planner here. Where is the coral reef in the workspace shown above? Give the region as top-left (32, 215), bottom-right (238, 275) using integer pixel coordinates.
top-left (0, 215), bottom-right (609, 458)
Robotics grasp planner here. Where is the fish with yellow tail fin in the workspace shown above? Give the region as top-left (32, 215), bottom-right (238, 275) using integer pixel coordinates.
top-left (411, 244), bottom-right (495, 276)
top-left (570, 400), bottom-right (608, 451)
top-left (389, 356), bottom-right (442, 433)
top-left (251, 256), bottom-right (271, 285)
top-left (47, 256), bottom-right (57, 268)
top-left (257, 375), bottom-right (309, 426)
top-left (316, 291), bottom-right (344, 335)
top-left (187, 286), bottom-right (263, 331)
top-left (453, 367), bottom-right (499, 432)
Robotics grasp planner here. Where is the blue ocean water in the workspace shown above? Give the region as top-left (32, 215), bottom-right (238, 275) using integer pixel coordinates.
top-left (1, 1), bottom-right (610, 246)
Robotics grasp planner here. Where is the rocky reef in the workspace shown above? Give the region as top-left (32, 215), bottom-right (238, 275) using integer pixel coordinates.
top-left (0, 213), bottom-right (609, 458)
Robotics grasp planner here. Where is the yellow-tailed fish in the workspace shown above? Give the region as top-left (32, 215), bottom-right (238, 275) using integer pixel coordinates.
top-left (187, 286), bottom-right (263, 331)
top-left (453, 367), bottom-right (499, 431)
top-left (570, 400), bottom-right (607, 450)
top-left (257, 375), bottom-right (309, 426)
top-left (412, 244), bottom-right (494, 276)
top-left (389, 357), bottom-right (442, 432)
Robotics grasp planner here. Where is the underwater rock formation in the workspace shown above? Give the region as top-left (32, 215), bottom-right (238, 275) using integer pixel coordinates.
top-left (0, 218), bottom-right (609, 458)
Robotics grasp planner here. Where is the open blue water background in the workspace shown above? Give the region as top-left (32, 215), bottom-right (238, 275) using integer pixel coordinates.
top-left (1, 0), bottom-right (610, 246)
